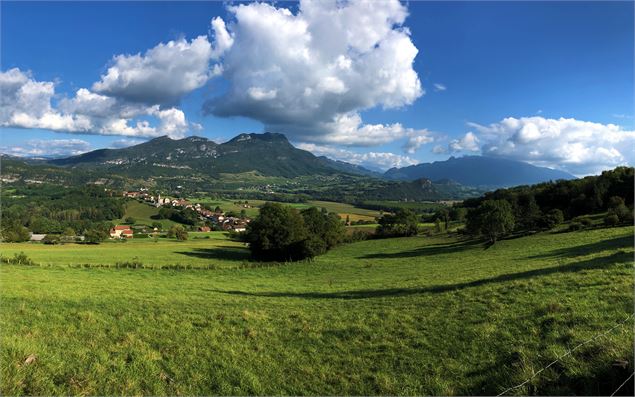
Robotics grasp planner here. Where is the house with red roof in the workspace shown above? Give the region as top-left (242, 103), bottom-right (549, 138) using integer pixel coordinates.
top-left (110, 225), bottom-right (133, 239)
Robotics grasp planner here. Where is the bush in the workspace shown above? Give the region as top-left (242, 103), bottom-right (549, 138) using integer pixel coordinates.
top-left (345, 229), bottom-right (371, 243)
top-left (376, 209), bottom-right (419, 237)
top-left (568, 222), bottom-right (583, 231)
top-left (579, 217), bottom-right (593, 227)
top-left (167, 225), bottom-right (188, 241)
top-left (1, 252), bottom-right (35, 266)
top-left (42, 234), bottom-right (61, 245)
top-left (610, 204), bottom-right (633, 223)
top-left (1, 224), bottom-right (31, 242)
top-left (604, 214), bottom-right (620, 226)
top-left (541, 209), bottom-right (564, 229)
top-left (84, 228), bottom-right (108, 244)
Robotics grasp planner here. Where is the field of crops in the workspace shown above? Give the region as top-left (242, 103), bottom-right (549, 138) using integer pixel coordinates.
top-left (1, 226), bottom-right (633, 395)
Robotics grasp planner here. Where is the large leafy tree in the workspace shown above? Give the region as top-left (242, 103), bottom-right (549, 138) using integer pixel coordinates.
top-left (246, 202), bottom-right (308, 261)
top-left (246, 203), bottom-right (346, 261)
top-left (300, 207), bottom-right (345, 257)
top-left (467, 200), bottom-right (515, 243)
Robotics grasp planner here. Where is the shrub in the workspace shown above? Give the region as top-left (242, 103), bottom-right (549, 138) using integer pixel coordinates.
top-left (568, 222), bottom-right (583, 231)
top-left (604, 214), bottom-right (619, 226)
top-left (376, 209), bottom-right (419, 237)
top-left (167, 225), bottom-right (188, 241)
top-left (42, 234), bottom-right (61, 245)
top-left (579, 217), bottom-right (593, 227)
top-left (1, 252), bottom-right (35, 266)
top-left (1, 224), bottom-right (30, 243)
top-left (345, 229), bottom-right (371, 243)
top-left (542, 209), bottom-right (564, 229)
top-left (84, 228), bottom-right (108, 244)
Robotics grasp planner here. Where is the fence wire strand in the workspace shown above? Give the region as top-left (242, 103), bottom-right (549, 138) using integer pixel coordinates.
top-left (497, 313), bottom-right (634, 396)
top-left (609, 371), bottom-right (635, 397)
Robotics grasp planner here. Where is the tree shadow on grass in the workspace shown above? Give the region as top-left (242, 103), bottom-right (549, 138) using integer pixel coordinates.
top-left (527, 235), bottom-right (633, 260)
top-left (176, 246), bottom-right (249, 262)
top-left (210, 251), bottom-right (632, 300)
top-left (359, 239), bottom-right (482, 259)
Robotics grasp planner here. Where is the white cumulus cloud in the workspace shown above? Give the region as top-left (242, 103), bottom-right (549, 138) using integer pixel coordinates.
top-left (309, 112), bottom-right (434, 151)
top-left (92, 36), bottom-right (215, 105)
top-left (0, 68), bottom-right (192, 138)
top-left (469, 116), bottom-right (635, 176)
top-left (296, 142), bottom-right (418, 171)
top-left (204, 0), bottom-right (423, 146)
top-left (449, 131), bottom-right (480, 153)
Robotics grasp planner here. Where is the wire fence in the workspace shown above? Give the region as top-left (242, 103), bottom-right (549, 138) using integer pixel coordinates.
top-left (609, 372), bottom-right (635, 397)
top-left (497, 313), bottom-right (634, 396)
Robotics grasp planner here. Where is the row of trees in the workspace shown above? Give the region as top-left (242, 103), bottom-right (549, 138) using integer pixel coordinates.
top-left (458, 167), bottom-right (634, 243)
top-left (245, 203), bottom-right (345, 261)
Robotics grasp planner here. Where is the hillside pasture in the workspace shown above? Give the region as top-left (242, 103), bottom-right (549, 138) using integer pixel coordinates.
top-left (1, 226), bottom-right (633, 395)
top-left (115, 200), bottom-right (179, 229)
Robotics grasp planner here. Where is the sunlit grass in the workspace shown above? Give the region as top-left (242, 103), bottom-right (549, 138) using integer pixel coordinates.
top-left (1, 226), bottom-right (632, 395)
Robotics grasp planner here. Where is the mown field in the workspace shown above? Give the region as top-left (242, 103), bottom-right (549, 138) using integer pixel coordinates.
top-left (1, 226), bottom-right (633, 395)
top-left (0, 233), bottom-right (248, 268)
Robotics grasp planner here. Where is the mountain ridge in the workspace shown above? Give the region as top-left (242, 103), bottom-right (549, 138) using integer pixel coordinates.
top-left (48, 133), bottom-right (379, 179)
top-left (384, 155), bottom-right (576, 187)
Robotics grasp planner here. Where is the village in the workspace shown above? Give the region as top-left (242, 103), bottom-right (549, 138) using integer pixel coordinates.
top-left (109, 189), bottom-right (252, 239)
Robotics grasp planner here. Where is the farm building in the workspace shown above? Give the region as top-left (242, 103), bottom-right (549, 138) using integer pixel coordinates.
top-left (110, 225), bottom-right (133, 239)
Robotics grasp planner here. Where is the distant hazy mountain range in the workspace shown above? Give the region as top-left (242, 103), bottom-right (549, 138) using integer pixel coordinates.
top-left (384, 155), bottom-right (575, 188)
top-left (6, 133), bottom-right (575, 191)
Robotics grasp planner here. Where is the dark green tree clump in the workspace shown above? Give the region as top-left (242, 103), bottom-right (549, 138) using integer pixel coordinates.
top-left (0, 223), bottom-right (31, 242)
top-left (466, 200), bottom-right (515, 243)
top-left (376, 209), bottom-right (419, 237)
top-left (246, 202), bottom-right (345, 261)
top-left (459, 166), bottom-right (633, 239)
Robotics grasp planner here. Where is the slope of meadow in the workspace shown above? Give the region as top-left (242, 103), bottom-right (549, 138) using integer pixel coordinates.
top-left (1, 226), bottom-right (633, 395)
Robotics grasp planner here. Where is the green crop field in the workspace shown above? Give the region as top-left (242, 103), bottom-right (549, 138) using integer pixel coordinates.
top-left (0, 235), bottom-right (248, 268)
top-left (1, 226), bottom-right (633, 395)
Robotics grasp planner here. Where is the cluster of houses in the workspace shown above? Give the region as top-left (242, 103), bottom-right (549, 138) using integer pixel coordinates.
top-left (117, 189), bottom-right (251, 238)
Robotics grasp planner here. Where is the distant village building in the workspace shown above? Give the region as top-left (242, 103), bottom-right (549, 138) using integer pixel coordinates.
top-left (29, 233), bottom-right (47, 242)
top-left (110, 225), bottom-right (133, 239)
top-left (198, 226), bottom-right (211, 232)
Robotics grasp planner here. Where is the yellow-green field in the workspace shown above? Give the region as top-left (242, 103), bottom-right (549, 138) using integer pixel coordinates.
top-left (1, 226), bottom-right (633, 395)
top-left (0, 233), bottom-right (248, 268)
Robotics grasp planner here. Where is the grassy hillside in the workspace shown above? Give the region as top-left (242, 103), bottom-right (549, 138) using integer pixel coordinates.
top-left (1, 226), bottom-right (633, 395)
top-left (190, 199), bottom-right (383, 221)
top-left (114, 200), bottom-right (178, 228)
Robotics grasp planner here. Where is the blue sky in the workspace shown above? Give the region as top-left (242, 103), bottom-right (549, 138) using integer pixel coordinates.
top-left (1, 0), bottom-right (633, 175)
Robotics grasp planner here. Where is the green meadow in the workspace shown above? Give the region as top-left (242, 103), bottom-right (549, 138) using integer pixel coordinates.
top-left (0, 233), bottom-right (248, 268)
top-left (1, 226), bottom-right (633, 395)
